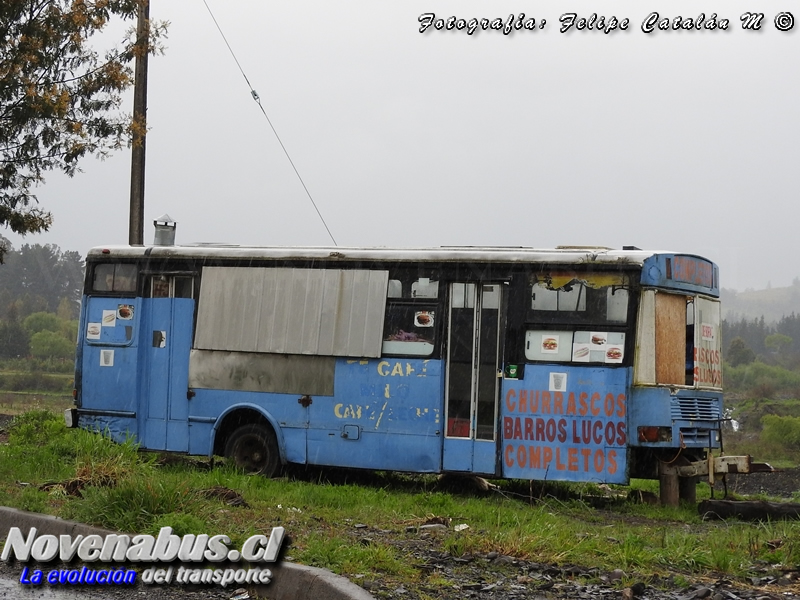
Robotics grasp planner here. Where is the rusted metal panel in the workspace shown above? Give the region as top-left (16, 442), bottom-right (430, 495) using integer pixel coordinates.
top-left (654, 292), bottom-right (686, 385)
top-left (194, 267), bottom-right (388, 358)
top-left (188, 349), bottom-right (335, 395)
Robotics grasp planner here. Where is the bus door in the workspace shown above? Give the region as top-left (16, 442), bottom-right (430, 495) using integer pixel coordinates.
top-left (140, 275), bottom-right (195, 452)
top-left (443, 282), bottom-right (504, 475)
top-left (77, 263), bottom-right (141, 443)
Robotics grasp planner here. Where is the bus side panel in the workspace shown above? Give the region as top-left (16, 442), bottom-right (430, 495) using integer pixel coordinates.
top-left (77, 297), bottom-right (141, 443)
top-left (500, 365), bottom-right (630, 484)
top-left (306, 358), bottom-right (443, 472)
top-left (186, 390), bottom-right (308, 463)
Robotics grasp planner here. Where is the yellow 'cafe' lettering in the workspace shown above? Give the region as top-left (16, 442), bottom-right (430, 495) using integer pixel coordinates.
top-left (377, 361), bottom-right (416, 377)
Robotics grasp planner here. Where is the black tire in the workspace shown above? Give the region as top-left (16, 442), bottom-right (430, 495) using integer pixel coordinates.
top-left (224, 424), bottom-right (280, 477)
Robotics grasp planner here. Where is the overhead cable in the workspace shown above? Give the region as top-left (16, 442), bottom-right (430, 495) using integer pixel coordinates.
top-left (201, 0), bottom-right (338, 246)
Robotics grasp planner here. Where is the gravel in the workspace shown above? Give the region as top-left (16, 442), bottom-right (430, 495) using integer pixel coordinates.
top-left (342, 520), bottom-right (800, 600)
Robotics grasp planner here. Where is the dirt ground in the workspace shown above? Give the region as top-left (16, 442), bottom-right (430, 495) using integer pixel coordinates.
top-left (0, 414), bottom-right (12, 444)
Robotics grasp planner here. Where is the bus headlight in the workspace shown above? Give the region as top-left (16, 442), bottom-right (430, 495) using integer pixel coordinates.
top-left (638, 426), bottom-right (673, 443)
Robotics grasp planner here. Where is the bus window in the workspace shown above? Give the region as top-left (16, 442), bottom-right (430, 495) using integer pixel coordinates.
top-left (694, 296), bottom-right (722, 388)
top-left (525, 330), bottom-right (574, 362)
top-left (382, 303), bottom-right (436, 356)
top-left (151, 276), bottom-right (170, 298)
top-left (411, 278), bottom-right (439, 298)
top-left (148, 275), bottom-right (195, 299)
top-left (607, 287), bottom-right (629, 323)
top-left (174, 277), bottom-right (194, 298)
top-left (93, 264), bottom-right (137, 294)
top-left (387, 280), bottom-right (403, 298)
top-left (528, 272), bottom-right (630, 325)
top-left (526, 272), bottom-right (630, 364)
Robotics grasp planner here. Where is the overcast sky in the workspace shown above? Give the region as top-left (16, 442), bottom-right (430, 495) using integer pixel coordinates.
top-left (5, 1), bottom-right (799, 291)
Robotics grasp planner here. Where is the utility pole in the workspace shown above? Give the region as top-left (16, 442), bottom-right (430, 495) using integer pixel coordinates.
top-left (128, 0), bottom-right (149, 245)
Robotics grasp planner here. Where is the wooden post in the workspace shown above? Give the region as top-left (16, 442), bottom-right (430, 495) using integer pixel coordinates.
top-left (659, 463), bottom-right (679, 507)
top-left (679, 475), bottom-right (697, 504)
top-left (129, 0), bottom-right (149, 246)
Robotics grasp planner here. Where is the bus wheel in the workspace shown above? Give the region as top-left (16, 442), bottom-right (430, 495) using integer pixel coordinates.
top-left (224, 424), bottom-right (280, 477)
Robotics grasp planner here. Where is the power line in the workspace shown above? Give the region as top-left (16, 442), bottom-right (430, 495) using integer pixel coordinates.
top-left (201, 0), bottom-right (338, 246)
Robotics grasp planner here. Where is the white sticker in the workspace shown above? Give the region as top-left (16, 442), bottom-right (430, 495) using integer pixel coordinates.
top-left (605, 346), bottom-right (624, 364)
top-left (590, 331), bottom-right (607, 347)
top-left (572, 344), bottom-right (590, 362)
top-left (86, 323), bottom-right (101, 340)
top-left (100, 349), bottom-right (114, 367)
top-left (102, 310), bottom-right (116, 327)
top-left (549, 372), bottom-right (567, 392)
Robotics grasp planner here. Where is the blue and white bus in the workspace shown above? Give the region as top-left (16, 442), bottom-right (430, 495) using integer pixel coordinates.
top-left (68, 244), bottom-right (729, 501)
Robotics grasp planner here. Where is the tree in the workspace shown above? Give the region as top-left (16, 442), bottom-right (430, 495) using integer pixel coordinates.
top-left (765, 333), bottom-right (793, 355)
top-left (0, 1), bottom-right (165, 262)
top-left (727, 337), bottom-right (756, 367)
top-left (0, 240), bottom-right (84, 312)
top-left (0, 319), bottom-right (29, 358)
top-left (29, 329), bottom-right (74, 359)
top-left (22, 311), bottom-right (61, 335)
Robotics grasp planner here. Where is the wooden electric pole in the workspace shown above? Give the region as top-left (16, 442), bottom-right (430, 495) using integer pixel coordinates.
top-left (128, 0), bottom-right (149, 245)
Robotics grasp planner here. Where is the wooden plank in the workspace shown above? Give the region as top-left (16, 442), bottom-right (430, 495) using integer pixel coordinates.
top-left (655, 292), bottom-right (686, 385)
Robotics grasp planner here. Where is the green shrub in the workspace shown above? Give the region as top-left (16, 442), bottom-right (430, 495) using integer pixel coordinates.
top-left (23, 312), bottom-right (62, 335)
top-left (29, 330), bottom-right (75, 360)
top-left (0, 372), bottom-right (71, 392)
top-left (725, 361), bottom-right (800, 396)
top-left (761, 414), bottom-right (800, 451)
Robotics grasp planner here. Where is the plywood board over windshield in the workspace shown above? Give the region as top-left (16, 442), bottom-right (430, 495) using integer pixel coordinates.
top-left (654, 292), bottom-right (686, 385)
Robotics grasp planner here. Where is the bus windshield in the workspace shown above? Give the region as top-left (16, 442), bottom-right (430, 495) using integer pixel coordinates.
top-left (525, 271), bottom-right (631, 364)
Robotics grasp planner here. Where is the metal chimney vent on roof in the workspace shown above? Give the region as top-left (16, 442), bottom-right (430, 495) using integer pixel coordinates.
top-left (153, 214), bottom-right (177, 246)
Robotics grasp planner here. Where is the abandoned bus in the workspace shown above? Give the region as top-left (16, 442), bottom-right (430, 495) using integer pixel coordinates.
top-left (68, 244), bottom-right (730, 500)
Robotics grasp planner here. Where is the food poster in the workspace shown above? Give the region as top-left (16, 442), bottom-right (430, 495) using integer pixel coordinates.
top-left (414, 311), bottom-right (433, 327)
top-left (86, 302), bottom-right (136, 344)
top-left (572, 331), bottom-right (625, 363)
top-left (541, 334), bottom-right (559, 354)
top-left (524, 331), bottom-right (573, 362)
top-left (86, 323), bottom-right (101, 340)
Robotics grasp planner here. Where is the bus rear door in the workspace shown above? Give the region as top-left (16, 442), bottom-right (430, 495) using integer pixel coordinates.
top-left (139, 275), bottom-right (194, 452)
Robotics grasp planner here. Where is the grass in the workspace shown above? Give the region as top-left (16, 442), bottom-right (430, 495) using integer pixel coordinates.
top-left (0, 391), bottom-right (73, 415)
top-left (1, 409), bottom-right (800, 595)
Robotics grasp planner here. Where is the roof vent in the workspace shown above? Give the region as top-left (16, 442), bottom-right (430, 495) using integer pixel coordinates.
top-left (153, 214), bottom-right (177, 246)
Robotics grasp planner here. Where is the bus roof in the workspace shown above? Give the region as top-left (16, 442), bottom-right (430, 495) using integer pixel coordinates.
top-left (86, 244), bottom-right (686, 266)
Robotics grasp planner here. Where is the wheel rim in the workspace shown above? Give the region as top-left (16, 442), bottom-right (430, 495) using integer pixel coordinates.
top-left (234, 433), bottom-right (270, 473)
